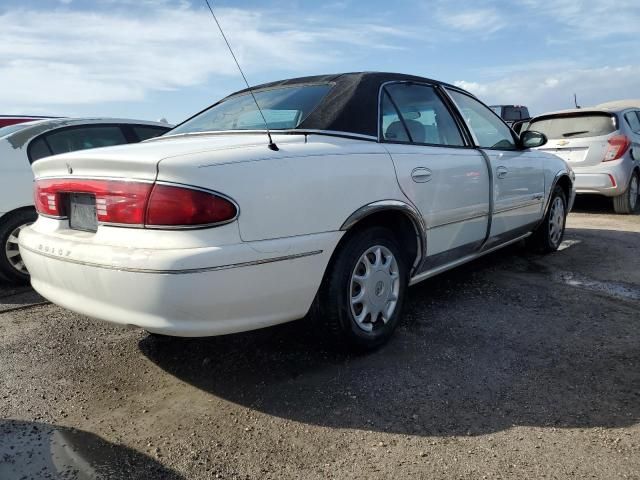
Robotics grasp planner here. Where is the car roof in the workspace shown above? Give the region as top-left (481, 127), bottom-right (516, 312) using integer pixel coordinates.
top-left (532, 100), bottom-right (640, 120)
top-left (1, 118), bottom-right (173, 149)
top-left (204, 72), bottom-right (472, 138)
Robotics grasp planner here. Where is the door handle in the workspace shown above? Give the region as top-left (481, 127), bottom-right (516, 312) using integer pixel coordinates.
top-left (496, 166), bottom-right (509, 179)
top-left (411, 167), bottom-right (432, 183)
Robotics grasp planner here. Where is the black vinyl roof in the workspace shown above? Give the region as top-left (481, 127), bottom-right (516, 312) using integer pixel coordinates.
top-left (224, 72), bottom-right (467, 138)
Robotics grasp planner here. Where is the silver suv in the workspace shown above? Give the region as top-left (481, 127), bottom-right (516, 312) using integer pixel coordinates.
top-left (527, 101), bottom-right (640, 213)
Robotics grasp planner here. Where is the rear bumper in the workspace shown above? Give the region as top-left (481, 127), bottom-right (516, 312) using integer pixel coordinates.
top-left (20, 221), bottom-right (340, 336)
top-left (573, 160), bottom-right (634, 197)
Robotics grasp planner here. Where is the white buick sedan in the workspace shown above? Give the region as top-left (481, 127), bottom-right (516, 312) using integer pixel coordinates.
top-left (20, 72), bottom-right (575, 350)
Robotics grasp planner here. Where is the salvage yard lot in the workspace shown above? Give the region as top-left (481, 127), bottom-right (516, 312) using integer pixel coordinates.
top-left (1, 199), bottom-right (639, 479)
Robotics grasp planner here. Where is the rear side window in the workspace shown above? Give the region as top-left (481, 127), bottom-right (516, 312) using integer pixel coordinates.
top-left (624, 112), bottom-right (640, 133)
top-left (28, 137), bottom-right (53, 162)
top-left (446, 89), bottom-right (518, 150)
top-left (502, 106), bottom-right (529, 121)
top-left (44, 126), bottom-right (128, 155)
top-left (381, 83), bottom-right (464, 147)
top-left (528, 114), bottom-right (616, 139)
top-left (133, 125), bottom-right (169, 141)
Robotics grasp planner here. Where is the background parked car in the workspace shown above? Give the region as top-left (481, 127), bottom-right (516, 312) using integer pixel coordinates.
top-left (0, 115), bottom-right (58, 128)
top-left (0, 118), bottom-right (172, 283)
top-left (490, 105), bottom-right (531, 126)
top-left (527, 101), bottom-right (640, 214)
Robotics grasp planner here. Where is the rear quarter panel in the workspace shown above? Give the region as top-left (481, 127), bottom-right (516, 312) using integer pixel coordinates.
top-left (0, 141), bottom-right (35, 215)
top-left (157, 136), bottom-right (408, 242)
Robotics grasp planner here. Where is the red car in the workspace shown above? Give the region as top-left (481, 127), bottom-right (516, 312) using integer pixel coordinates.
top-left (0, 116), bottom-right (58, 128)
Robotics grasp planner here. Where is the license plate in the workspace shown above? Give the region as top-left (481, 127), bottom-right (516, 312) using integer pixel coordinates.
top-left (69, 193), bottom-right (98, 232)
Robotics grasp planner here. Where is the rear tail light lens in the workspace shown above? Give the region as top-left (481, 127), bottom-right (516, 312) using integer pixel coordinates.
top-left (34, 179), bottom-right (237, 228)
top-left (146, 183), bottom-right (237, 227)
top-left (604, 135), bottom-right (631, 161)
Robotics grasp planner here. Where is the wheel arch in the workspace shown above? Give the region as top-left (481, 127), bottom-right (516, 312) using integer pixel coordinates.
top-left (339, 200), bottom-right (426, 273)
top-left (0, 205), bottom-right (37, 225)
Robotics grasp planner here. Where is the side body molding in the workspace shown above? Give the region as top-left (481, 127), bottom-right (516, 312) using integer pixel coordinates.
top-left (340, 200), bottom-right (427, 272)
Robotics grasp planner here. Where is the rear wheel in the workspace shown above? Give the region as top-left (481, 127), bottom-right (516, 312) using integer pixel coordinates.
top-left (527, 186), bottom-right (567, 253)
top-left (0, 209), bottom-right (37, 284)
top-left (315, 226), bottom-right (408, 351)
top-left (613, 171), bottom-right (639, 214)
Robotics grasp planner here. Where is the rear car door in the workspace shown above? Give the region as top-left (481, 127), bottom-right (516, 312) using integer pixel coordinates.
top-left (381, 82), bottom-right (490, 262)
top-left (445, 89), bottom-right (544, 243)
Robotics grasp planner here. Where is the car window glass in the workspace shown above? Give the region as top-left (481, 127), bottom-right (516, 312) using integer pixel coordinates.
top-left (446, 90), bottom-right (517, 150)
top-left (28, 137), bottom-right (53, 162)
top-left (528, 114), bottom-right (616, 139)
top-left (44, 126), bottom-right (128, 155)
top-left (625, 112), bottom-right (640, 133)
top-left (503, 106), bottom-right (522, 121)
top-left (381, 91), bottom-right (409, 142)
top-left (382, 83), bottom-right (464, 146)
top-left (133, 125), bottom-right (169, 141)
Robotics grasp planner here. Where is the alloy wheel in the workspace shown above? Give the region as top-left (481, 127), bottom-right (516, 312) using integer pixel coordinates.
top-left (548, 196), bottom-right (565, 247)
top-left (349, 245), bottom-right (400, 332)
top-left (630, 175), bottom-right (638, 211)
top-left (4, 223), bottom-right (31, 275)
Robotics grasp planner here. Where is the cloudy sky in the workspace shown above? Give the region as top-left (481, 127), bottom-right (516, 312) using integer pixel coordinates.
top-left (2, 0), bottom-right (639, 124)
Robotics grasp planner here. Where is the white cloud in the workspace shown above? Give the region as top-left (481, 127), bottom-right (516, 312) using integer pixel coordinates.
top-left (437, 8), bottom-right (506, 33)
top-left (0, 4), bottom-right (410, 110)
top-left (455, 65), bottom-right (640, 115)
top-left (520, 0), bottom-right (640, 39)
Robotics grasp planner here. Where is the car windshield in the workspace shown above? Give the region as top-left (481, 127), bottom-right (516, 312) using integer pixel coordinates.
top-left (0, 122), bottom-right (34, 138)
top-left (170, 84), bottom-right (332, 135)
top-left (528, 113), bottom-right (616, 139)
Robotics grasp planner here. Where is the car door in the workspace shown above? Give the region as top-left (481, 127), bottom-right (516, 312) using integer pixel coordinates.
top-left (445, 89), bottom-right (544, 244)
top-left (380, 82), bottom-right (490, 265)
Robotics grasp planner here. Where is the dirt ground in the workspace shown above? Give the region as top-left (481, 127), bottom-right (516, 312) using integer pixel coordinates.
top-left (1, 196), bottom-right (639, 479)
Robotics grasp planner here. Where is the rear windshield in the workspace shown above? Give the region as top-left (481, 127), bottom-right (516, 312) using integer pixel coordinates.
top-left (528, 113), bottom-right (616, 139)
top-left (170, 84), bottom-right (332, 135)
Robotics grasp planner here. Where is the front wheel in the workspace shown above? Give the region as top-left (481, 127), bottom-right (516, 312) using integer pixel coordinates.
top-left (527, 186), bottom-right (567, 253)
top-left (314, 226), bottom-right (408, 351)
top-left (613, 171), bottom-right (639, 214)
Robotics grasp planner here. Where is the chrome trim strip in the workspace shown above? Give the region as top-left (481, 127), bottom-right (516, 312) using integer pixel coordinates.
top-left (428, 211), bottom-right (489, 229)
top-left (153, 129), bottom-right (378, 142)
top-left (409, 232), bottom-right (531, 286)
top-left (493, 199), bottom-right (542, 215)
top-left (21, 245), bottom-right (323, 275)
top-left (340, 200), bottom-right (426, 273)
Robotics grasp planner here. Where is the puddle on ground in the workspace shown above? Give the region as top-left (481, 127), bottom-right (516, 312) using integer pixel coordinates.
top-left (554, 272), bottom-right (640, 302)
top-left (0, 420), bottom-right (181, 480)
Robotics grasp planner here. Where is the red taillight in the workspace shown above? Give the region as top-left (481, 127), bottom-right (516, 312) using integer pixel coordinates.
top-left (146, 183), bottom-right (237, 227)
top-left (35, 179), bottom-right (152, 224)
top-left (34, 179), bottom-right (237, 228)
top-left (604, 135), bottom-right (631, 162)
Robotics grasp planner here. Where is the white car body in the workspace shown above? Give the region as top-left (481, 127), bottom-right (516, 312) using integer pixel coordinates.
top-left (19, 73), bottom-right (574, 345)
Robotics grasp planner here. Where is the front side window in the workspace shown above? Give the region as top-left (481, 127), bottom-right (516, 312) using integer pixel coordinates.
top-left (44, 126), bottom-right (128, 155)
top-left (170, 84), bottom-right (332, 135)
top-left (447, 89), bottom-right (518, 150)
top-left (381, 83), bottom-right (464, 146)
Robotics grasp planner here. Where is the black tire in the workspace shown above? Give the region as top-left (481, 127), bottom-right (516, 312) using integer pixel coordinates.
top-left (613, 171), bottom-right (639, 214)
top-left (314, 226), bottom-right (408, 351)
top-left (0, 209), bottom-right (37, 284)
top-left (527, 185), bottom-right (567, 253)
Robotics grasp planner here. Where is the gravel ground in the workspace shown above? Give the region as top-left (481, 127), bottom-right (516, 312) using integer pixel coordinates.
top-left (1, 197), bottom-right (639, 479)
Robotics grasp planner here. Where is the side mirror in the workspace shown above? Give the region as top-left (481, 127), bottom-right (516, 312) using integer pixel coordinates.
top-left (521, 130), bottom-right (547, 149)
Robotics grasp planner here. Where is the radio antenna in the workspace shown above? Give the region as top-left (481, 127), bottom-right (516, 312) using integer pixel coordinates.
top-left (203, 0), bottom-right (278, 151)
